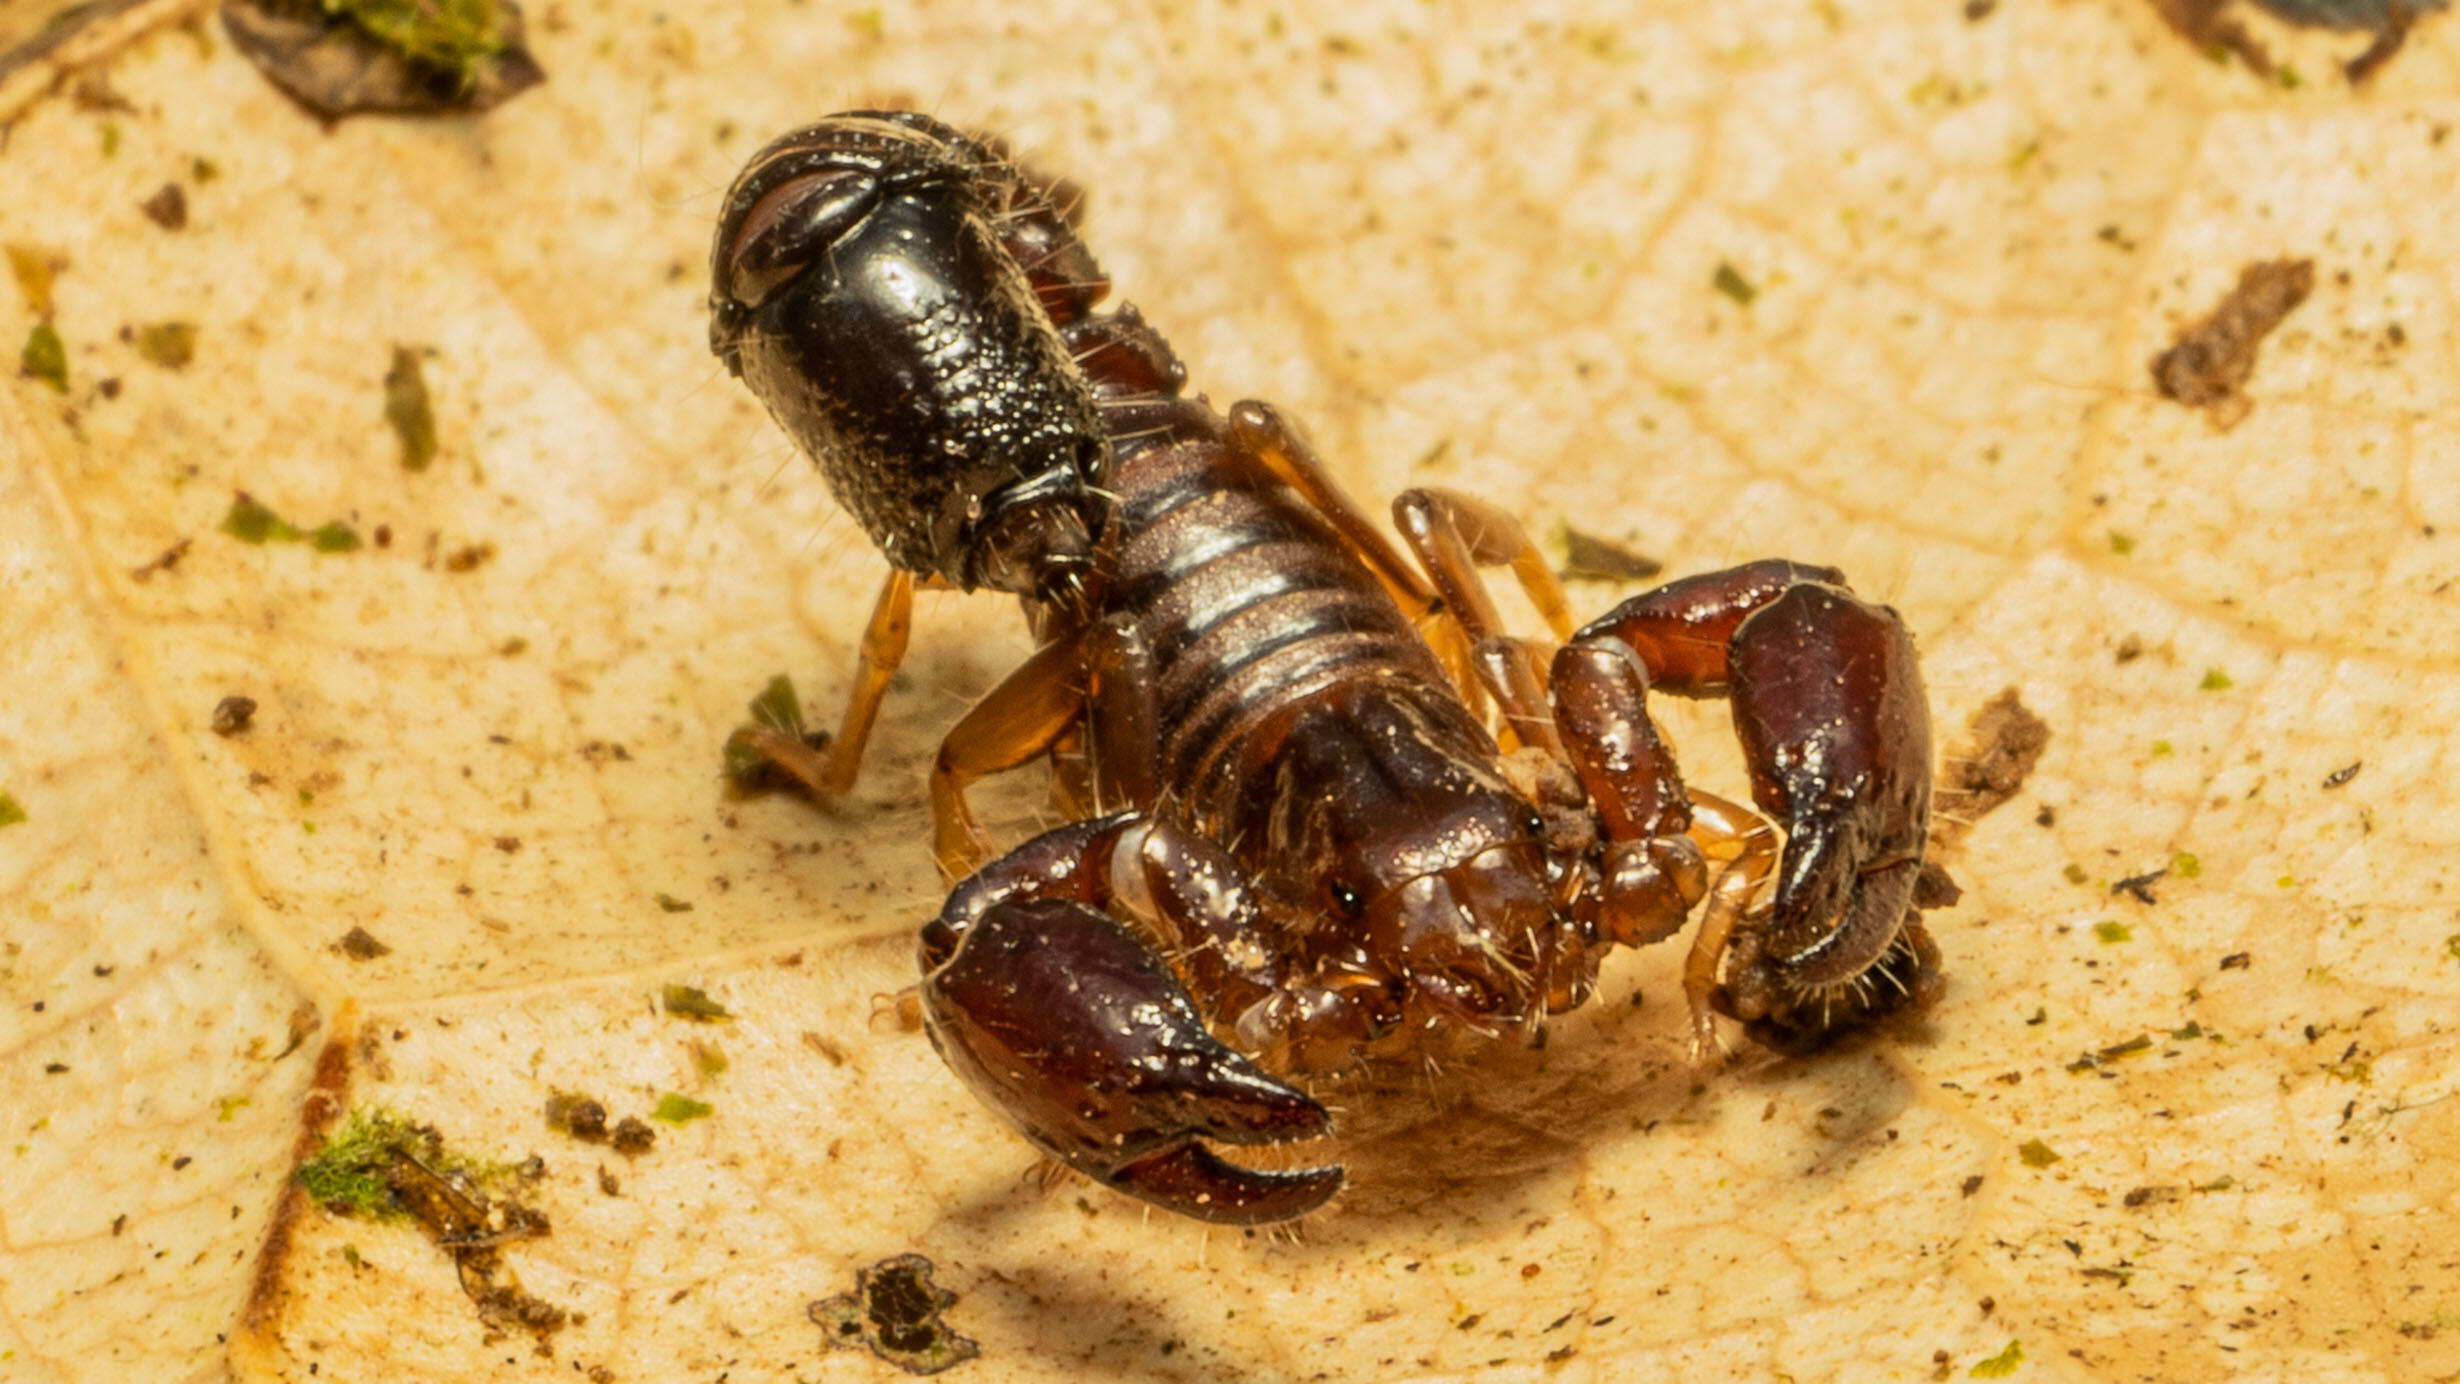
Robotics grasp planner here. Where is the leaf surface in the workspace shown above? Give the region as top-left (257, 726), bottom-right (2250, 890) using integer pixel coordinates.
top-left (2, 2), bottom-right (2457, 1380)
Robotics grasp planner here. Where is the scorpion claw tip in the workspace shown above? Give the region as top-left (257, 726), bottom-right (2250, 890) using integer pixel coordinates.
top-left (1109, 1143), bottom-right (1344, 1226)
top-left (1769, 854), bottom-right (1922, 989)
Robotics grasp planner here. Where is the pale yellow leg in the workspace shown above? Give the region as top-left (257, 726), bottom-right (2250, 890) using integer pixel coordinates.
top-left (815, 568), bottom-right (916, 795)
top-left (1393, 486), bottom-right (1581, 756)
top-left (1681, 789), bottom-right (1780, 1062)
top-left (928, 633), bottom-right (1088, 882)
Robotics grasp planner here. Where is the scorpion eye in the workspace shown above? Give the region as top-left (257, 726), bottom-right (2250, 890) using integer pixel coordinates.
top-left (721, 169), bottom-right (881, 308)
top-left (1328, 882), bottom-right (1365, 919)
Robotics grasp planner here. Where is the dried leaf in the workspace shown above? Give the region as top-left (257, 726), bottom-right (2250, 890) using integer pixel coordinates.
top-left (3, 4), bottom-right (2455, 1381)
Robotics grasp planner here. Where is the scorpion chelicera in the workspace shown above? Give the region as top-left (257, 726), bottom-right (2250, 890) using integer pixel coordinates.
top-left (709, 112), bottom-right (1944, 1225)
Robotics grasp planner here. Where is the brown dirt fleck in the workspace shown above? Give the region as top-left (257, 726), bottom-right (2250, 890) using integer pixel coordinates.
top-left (2149, 257), bottom-right (2314, 430)
top-left (1934, 687), bottom-right (2053, 833)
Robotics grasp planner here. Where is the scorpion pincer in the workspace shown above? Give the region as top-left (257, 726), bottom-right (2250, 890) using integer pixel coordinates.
top-left (710, 113), bottom-right (1943, 1225)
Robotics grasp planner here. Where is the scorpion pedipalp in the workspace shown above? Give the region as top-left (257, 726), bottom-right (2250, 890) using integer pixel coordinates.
top-left (1726, 581), bottom-right (1933, 991)
top-left (921, 897), bottom-right (1343, 1225)
top-left (1569, 560), bottom-right (1935, 1040)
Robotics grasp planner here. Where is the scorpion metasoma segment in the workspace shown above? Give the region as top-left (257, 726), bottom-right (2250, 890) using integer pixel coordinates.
top-left (711, 112), bottom-right (1943, 1224)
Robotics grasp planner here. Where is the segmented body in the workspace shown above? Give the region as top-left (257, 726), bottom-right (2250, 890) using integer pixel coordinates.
top-left (709, 111), bottom-right (1944, 1223)
top-left (1103, 421), bottom-right (1475, 834)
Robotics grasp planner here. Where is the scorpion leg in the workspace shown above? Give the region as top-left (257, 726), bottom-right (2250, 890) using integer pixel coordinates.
top-left (928, 631), bottom-right (1089, 881)
top-left (1678, 791), bottom-right (1779, 1058)
top-left (1086, 612), bottom-right (1160, 809)
top-left (976, 142), bottom-right (1109, 324)
top-left (1573, 560), bottom-right (1933, 1021)
top-left (815, 567), bottom-right (915, 795)
top-left (920, 812), bottom-right (1343, 1224)
top-left (1223, 401), bottom-right (1440, 616)
top-left (1060, 304), bottom-right (1188, 401)
top-left (1391, 487), bottom-right (1577, 642)
top-left (1393, 487), bottom-right (1578, 754)
top-left (743, 568), bottom-right (917, 799)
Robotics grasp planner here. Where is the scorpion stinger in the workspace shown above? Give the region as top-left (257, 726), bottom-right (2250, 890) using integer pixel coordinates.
top-left (708, 111), bottom-right (1120, 792)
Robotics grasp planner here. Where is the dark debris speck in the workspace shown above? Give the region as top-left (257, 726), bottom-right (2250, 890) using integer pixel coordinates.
top-left (2110, 869), bottom-right (2167, 905)
top-left (811, 1254), bottom-right (980, 1375)
top-left (140, 183), bottom-right (188, 230)
top-left (336, 926), bottom-right (392, 961)
top-left (608, 1117), bottom-right (655, 1156)
top-left (211, 695), bottom-right (258, 736)
top-left (2150, 258), bottom-right (2315, 430)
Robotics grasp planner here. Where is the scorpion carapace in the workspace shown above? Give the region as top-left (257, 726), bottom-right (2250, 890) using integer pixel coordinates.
top-left (711, 113), bottom-right (1944, 1225)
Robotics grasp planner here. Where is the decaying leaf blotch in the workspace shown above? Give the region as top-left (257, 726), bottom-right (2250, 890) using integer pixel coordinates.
top-left (334, 925), bottom-right (391, 959)
top-left (651, 1092), bottom-right (712, 1124)
top-left (20, 322), bottom-right (64, 391)
top-left (1933, 687), bottom-right (2052, 834)
top-left (139, 181), bottom-right (188, 230)
top-left (7, 242), bottom-right (59, 319)
top-left (221, 491), bottom-right (365, 553)
top-left (660, 982), bottom-right (732, 1022)
top-left (2, 235), bottom-right (66, 405)
top-left (384, 344), bottom-right (438, 470)
top-left (722, 672), bottom-right (837, 798)
top-left (128, 320), bottom-right (197, 370)
top-left (2149, 256), bottom-right (2314, 430)
top-left (291, 1107), bottom-right (567, 1352)
top-left (811, 1254), bottom-right (981, 1376)
top-left (220, 0), bottom-right (545, 120)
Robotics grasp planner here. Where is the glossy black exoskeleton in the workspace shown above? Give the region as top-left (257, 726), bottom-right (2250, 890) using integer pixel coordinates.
top-left (709, 111), bottom-right (1111, 597)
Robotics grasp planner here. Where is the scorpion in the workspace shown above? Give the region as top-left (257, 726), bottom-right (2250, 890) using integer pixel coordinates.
top-left (709, 112), bottom-right (1943, 1225)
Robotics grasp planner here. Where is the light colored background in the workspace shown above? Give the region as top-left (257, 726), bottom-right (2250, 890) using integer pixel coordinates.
top-left (2, 0), bottom-right (2457, 1380)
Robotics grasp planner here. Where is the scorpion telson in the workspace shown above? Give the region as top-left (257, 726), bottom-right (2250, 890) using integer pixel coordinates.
top-left (709, 111), bottom-right (1112, 600)
top-left (711, 114), bottom-right (1944, 1225)
top-left (711, 111), bottom-right (1185, 795)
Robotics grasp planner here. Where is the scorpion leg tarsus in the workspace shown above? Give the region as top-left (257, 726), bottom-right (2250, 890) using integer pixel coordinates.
top-left (1727, 582), bottom-right (1933, 989)
top-left (921, 898), bottom-right (1342, 1225)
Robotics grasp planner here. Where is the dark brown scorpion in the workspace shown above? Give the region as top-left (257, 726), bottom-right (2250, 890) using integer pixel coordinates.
top-left (708, 112), bottom-right (1943, 1224)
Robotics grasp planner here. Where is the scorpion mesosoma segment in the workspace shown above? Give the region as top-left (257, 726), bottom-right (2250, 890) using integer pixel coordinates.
top-left (710, 113), bottom-right (1943, 1225)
